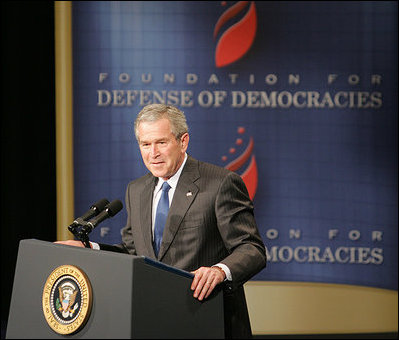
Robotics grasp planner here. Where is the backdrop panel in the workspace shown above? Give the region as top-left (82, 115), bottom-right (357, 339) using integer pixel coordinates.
top-left (71, 1), bottom-right (397, 292)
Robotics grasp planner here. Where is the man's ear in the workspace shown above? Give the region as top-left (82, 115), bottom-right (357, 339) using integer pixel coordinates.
top-left (180, 133), bottom-right (189, 151)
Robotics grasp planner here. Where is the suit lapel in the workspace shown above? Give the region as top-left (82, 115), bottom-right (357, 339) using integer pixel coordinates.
top-left (139, 175), bottom-right (157, 258)
top-left (158, 156), bottom-right (200, 260)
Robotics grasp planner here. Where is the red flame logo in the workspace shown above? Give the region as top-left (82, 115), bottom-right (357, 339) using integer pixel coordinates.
top-left (214, 1), bottom-right (257, 68)
top-left (222, 127), bottom-right (258, 200)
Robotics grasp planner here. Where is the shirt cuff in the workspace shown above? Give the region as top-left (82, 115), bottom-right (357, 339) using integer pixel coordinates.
top-left (90, 242), bottom-right (100, 250)
top-left (213, 263), bottom-right (232, 281)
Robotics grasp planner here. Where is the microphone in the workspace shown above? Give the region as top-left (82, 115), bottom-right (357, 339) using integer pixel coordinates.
top-left (69, 198), bottom-right (110, 229)
top-left (80, 199), bottom-right (123, 234)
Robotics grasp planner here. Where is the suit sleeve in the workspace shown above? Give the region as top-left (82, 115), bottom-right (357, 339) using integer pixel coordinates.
top-left (215, 171), bottom-right (267, 288)
top-left (99, 183), bottom-right (137, 255)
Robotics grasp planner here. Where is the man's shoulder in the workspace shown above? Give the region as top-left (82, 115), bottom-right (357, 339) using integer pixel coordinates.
top-left (127, 172), bottom-right (154, 188)
top-left (189, 156), bottom-right (235, 179)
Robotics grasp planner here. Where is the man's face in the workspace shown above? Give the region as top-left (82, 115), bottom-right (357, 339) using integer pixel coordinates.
top-left (137, 118), bottom-right (189, 180)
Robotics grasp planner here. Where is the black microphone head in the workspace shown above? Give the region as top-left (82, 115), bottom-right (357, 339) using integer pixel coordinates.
top-left (91, 198), bottom-right (110, 213)
top-left (78, 198), bottom-right (110, 222)
top-left (106, 199), bottom-right (123, 217)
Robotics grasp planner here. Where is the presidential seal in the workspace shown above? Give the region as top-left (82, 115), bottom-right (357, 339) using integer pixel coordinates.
top-left (42, 265), bottom-right (92, 335)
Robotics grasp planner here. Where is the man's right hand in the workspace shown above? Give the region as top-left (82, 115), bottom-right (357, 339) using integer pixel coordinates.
top-left (54, 240), bottom-right (87, 248)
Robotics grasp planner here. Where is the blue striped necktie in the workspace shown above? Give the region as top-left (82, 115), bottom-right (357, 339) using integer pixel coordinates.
top-left (153, 182), bottom-right (171, 257)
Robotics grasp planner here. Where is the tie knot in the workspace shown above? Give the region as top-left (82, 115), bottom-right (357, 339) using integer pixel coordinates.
top-left (161, 181), bottom-right (171, 192)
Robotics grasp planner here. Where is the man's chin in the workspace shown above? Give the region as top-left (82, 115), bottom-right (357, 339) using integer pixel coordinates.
top-left (150, 168), bottom-right (167, 178)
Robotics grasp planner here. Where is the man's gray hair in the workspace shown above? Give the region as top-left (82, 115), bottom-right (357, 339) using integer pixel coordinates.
top-left (134, 104), bottom-right (189, 141)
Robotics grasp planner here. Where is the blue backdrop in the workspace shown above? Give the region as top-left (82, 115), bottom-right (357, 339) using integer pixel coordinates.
top-left (72, 1), bottom-right (397, 290)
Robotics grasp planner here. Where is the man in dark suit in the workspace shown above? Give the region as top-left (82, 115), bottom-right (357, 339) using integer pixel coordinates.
top-left (58, 104), bottom-right (266, 338)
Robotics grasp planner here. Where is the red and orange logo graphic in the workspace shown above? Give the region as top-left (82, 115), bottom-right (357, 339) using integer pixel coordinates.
top-left (221, 127), bottom-right (258, 200)
top-left (214, 1), bottom-right (257, 68)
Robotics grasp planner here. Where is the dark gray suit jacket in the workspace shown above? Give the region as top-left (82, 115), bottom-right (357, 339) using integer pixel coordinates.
top-left (101, 156), bottom-right (266, 338)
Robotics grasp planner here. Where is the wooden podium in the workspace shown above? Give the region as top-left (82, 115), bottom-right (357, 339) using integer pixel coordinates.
top-left (6, 239), bottom-right (224, 339)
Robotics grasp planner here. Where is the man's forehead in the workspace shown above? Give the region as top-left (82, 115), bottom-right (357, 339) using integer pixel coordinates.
top-left (138, 129), bottom-right (174, 143)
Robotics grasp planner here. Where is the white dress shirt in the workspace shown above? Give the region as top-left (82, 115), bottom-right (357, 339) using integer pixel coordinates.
top-left (151, 153), bottom-right (188, 239)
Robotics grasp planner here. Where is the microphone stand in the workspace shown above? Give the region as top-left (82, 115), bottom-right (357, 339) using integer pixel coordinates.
top-left (68, 223), bottom-right (92, 248)
top-left (67, 199), bottom-right (122, 248)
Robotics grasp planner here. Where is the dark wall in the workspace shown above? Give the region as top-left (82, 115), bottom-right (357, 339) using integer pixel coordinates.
top-left (1, 0), bottom-right (56, 325)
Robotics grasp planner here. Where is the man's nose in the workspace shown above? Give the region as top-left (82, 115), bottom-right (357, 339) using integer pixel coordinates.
top-left (150, 144), bottom-right (159, 157)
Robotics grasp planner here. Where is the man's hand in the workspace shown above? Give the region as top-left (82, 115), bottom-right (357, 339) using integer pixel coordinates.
top-left (54, 240), bottom-right (88, 248)
top-left (190, 266), bottom-right (225, 301)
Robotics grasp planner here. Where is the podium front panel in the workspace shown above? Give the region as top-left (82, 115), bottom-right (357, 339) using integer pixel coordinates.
top-left (6, 239), bottom-right (224, 339)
